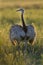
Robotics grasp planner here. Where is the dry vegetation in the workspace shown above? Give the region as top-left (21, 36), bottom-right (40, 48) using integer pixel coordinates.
top-left (0, 0), bottom-right (43, 9)
top-left (0, 0), bottom-right (43, 65)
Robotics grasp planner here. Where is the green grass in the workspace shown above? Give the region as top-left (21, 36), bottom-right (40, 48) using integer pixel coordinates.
top-left (0, 0), bottom-right (43, 65)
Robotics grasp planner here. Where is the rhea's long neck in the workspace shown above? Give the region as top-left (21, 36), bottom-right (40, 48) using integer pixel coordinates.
top-left (21, 13), bottom-right (26, 27)
top-left (21, 13), bottom-right (27, 32)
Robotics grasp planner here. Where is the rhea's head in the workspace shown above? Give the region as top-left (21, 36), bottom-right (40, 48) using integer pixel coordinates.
top-left (16, 8), bottom-right (24, 14)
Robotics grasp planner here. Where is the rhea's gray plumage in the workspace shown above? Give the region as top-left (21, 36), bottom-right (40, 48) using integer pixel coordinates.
top-left (10, 8), bottom-right (36, 46)
top-left (10, 25), bottom-right (25, 41)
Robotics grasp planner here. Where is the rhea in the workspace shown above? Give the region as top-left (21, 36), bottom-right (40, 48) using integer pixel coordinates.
top-left (10, 9), bottom-right (36, 46)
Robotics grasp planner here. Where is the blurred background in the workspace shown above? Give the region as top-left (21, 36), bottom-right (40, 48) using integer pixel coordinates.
top-left (0, 0), bottom-right (43, 65)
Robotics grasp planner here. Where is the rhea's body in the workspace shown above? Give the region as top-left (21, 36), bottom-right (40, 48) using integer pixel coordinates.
top-left (10, 8), bottom-right (36, 45)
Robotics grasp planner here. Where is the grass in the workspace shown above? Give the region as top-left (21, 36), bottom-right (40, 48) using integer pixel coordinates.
top-left (0, 0), bottom-right (43, 9)
top-left (0, 0), bottom-right (43, 65)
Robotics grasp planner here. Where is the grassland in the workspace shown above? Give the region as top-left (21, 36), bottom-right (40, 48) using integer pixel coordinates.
top-left (0, 0), bottom-right (43, 65)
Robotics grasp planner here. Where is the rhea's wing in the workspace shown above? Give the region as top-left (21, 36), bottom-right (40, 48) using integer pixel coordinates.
top-left (26, 25), bottom-right (36, 40)
top-left (10, 25), bottom-right (25, 41)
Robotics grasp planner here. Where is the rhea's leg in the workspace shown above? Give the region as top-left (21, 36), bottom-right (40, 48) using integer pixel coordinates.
top-left (24, 38), bottom-right (27, 55)
top-left (23, 39), bottom-right (28, 65)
